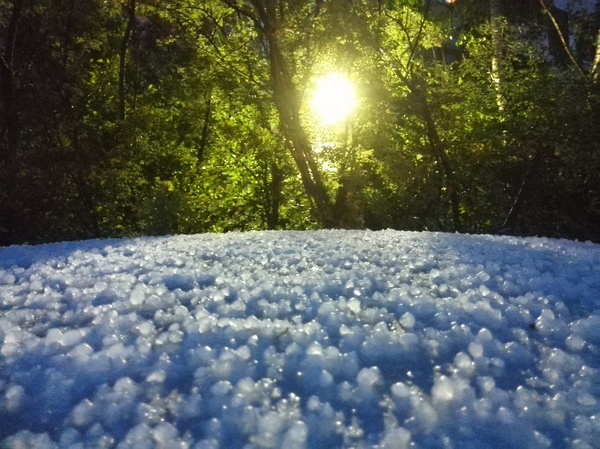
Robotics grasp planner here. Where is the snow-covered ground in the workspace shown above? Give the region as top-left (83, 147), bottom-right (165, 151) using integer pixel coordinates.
top-left (1, 230), bottom-right (599, 449)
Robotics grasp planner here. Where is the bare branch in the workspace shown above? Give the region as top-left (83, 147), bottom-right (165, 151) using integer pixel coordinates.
top-left (539, 0), bottom-right (587, 79)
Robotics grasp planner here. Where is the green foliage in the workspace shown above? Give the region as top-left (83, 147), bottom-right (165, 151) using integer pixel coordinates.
top-left (1, 0), bottom-right (599, 244)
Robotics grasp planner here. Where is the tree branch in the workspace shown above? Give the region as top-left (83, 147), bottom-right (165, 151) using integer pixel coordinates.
top-left (539, 0), bottom-right (587, 79)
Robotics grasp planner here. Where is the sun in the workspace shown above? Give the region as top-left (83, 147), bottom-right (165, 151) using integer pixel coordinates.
top-left (310, 73), bottom-right (357, 126)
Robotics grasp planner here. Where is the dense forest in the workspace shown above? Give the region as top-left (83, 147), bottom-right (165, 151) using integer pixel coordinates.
top-left (1, 0), bottom-right (599, 246)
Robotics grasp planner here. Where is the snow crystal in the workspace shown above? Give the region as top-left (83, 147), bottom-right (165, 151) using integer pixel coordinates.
top-left (399, 311), bottom-right (415, 330)
top-left (357, 366), bottom-right (383, 391)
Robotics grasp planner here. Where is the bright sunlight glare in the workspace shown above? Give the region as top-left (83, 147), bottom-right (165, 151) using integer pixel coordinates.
top-left (310, 73), bottom-right (357, 126)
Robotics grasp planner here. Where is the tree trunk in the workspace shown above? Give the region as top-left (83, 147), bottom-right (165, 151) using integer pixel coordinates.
top-left (267, 163), bottom-right (283, 229)
top-left (198, 93), bottom-right (212, 163)
top-left (592, 28), bottom-right (600, 82)
top-left (539, 0), bottom-right (586, 76)
top-left (489, 0), bottom-right (506, 110)
top-left (413, 88), bottom-right (461, 232)
top-left (501, 148), bottom-right (543, 232)
top-left (244, 0), bottom-right (336, 227)
top-left (119, 0), bottom-right (136, 121)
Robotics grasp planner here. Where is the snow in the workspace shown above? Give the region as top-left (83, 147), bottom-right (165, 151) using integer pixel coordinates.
top-left (0, 230), bottom-right (599, 448)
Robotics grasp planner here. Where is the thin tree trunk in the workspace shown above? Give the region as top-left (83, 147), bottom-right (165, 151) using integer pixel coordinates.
top-left (198, 93), bottom-right (212, 163)
top-left (267, 163), bottom-right (283, 229)
top-left (539, 0), bottom-right (587, 77)
top-left (243, 0), bottom-right (335, 227)
top-left (379, 43), bottom-right (461, 232)
top-left (490, 0), bottom-right (506, 110)
top-left (592, 28), bottom-right (600, 82)
top-left (415, 90), bottom-right (461, 232)
top-left (119, 0), bottom-right (136, 121)
top-left (392, 71), bottom-right (461, 232)
top-left (501, 148), bottom-right (544, 232)
top-left (62, 0), bottom-right (77, 67)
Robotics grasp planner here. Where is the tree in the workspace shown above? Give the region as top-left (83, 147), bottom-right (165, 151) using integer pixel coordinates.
top-left (217, 0), bottom-right (341, 227)
top-left (361, 1), bottom-right (463, 231)
top-left (1, 0), bottom-right (598, 245)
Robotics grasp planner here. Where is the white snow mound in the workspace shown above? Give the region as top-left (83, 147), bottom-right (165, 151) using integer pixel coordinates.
top-left (0, 230), bottom-right (599, 448)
